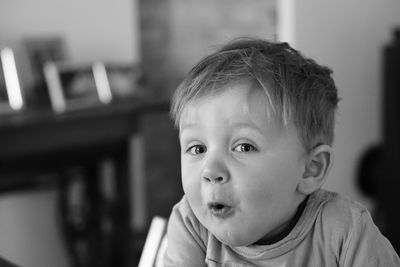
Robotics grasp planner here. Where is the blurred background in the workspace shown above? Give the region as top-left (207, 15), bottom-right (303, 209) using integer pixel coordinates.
top-left (0, 0), bottom-right (399, 266)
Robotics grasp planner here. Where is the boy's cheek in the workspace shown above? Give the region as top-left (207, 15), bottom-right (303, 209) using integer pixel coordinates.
top-left (181, 162), bottom-right (194, 185)
top-left (181, 163), bottom-right (202, 191)
top-left (181, 174), bottom-right (202, 207)
top-left (181, 168), bottom-right (197, 184)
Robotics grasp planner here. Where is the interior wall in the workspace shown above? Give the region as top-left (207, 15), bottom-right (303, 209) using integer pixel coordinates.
top-left (290, 0), bottom-right (400, 206)
top-left (0, 1), bottom-right (139, 266)
top-left (0, 0), bottom-right (139, 88)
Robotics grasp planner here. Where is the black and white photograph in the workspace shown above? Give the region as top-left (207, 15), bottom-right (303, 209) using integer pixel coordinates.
top-left (104, 63), bottom-right (142, 99)
top-left (25, 36), bottom-right (67, 86)
top-left (44, 62), bottom-right (107, 113)
top-left (0, 1), bottom-right (400, 267)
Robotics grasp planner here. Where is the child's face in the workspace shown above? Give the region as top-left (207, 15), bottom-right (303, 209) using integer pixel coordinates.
top-left (179, 81), bottom-right (308, 246)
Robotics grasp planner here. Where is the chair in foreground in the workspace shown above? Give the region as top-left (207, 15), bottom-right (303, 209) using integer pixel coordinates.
top-left (138, 216), bottom-right (168, 267)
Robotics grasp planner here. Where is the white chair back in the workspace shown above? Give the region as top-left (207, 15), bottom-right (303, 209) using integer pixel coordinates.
top-left (138, 216), bottom-right (167, 267)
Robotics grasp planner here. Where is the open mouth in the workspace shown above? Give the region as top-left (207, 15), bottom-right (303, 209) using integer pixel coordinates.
top-left (208, 202), bottom-right (234, 218)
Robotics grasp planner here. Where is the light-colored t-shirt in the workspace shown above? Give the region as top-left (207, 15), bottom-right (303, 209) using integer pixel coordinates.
top-left (164, 189), bottom-right (400, 266)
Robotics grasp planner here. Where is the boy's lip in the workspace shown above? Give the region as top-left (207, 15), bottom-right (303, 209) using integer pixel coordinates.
top-left (207, 201), bottom-right (234, 218)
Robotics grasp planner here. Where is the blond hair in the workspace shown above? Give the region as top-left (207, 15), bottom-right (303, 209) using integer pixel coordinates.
top-left (170, 38), bottom-right (339, 152)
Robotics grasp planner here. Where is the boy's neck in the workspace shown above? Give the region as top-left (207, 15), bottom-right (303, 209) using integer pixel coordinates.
top-left (254, 195), bottom-right (309, 246)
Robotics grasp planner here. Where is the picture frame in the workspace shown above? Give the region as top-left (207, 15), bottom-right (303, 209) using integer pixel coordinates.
top-left (103, 63), bottom-right (142, 99)
top-left (0, 48), bottom-right (24, 114)
top-left (44, 61), bottom-right (112, 113)
top-left (25, 37), bottom-right (67, 87)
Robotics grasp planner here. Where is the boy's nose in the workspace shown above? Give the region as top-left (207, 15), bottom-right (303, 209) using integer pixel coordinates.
top-left (201, 157), bottom-right (229, 184)
top-left (203, 174), bottom-right (227, 184)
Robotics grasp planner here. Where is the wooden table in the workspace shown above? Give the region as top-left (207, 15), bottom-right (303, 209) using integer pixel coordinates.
top-left (0, 97), bottom-right (169, 267)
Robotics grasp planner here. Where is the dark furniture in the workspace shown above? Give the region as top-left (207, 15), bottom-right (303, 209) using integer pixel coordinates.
top-left (382, 28), bottom-right (400, 253)
top-left (0, 97), bottom-right (169, 266)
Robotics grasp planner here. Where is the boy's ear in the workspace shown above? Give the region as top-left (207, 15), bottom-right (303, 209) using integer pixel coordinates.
top-left (297, 144), bottom-right (334, 195)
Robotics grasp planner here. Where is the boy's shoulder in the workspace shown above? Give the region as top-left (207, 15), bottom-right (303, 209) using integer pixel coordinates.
top-left (312, 189), bottom-right (370, 232)
top-left (313, 189), bottom-right (400, 265)
top-left (170, 195), bottom-right (208, 239)
top-left (309, 189), bottom-right (375, 252)
top-left (314, 189), bottom-right (369, 223)
top-left (167, 195), bottom-right (209, 253)
top-left (172, 195), bottom-right (196, 219)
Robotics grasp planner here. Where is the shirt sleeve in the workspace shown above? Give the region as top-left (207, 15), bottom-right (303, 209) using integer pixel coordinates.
top-left (341, 210), bottom-right (400, 267)
top-left (163, 197), bottom-right (207, 267)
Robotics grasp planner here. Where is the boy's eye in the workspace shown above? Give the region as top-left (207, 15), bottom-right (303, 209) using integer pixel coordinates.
top-left (187, 145), bottom-right (207, 155)
top-left (233, 143), bottom-right (256, 153)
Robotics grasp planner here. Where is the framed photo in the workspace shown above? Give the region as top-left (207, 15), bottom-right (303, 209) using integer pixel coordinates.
top-left (44, 61), bottom-right (111, 113)
top-left (0, 48), bottom-right (24, 114)
top-left (25, 37), bottom-right (67, 87)
top-left (103, 63), bottom-right (142, 99)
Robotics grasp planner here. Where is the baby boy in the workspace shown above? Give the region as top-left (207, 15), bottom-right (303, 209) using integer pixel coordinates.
top-left (164, 38), bottom-right (400, 266)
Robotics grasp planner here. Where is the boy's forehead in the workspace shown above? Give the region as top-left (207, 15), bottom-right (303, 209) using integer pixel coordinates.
top-left (178, 82), bottom-right (276, 130)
